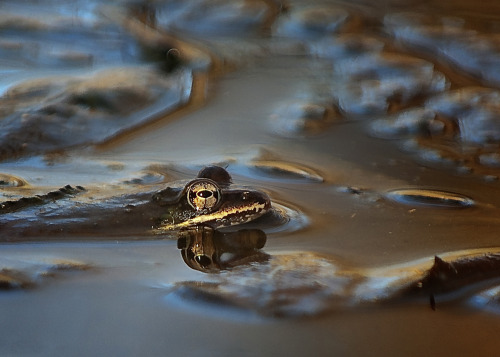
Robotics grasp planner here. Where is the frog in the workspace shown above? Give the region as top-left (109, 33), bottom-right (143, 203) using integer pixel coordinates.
top-left (0, 166), bottom-right (272, 240)
top-left (151, 166), bottom-right (271, 232)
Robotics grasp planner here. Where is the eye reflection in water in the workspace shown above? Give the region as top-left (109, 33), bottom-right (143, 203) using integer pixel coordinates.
top-left (177, 225), bottom-right (270, 273)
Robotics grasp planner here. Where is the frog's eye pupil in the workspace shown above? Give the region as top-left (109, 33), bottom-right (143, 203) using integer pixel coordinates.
top-left (197, 190), bottom-right (213, 199)
top-left (186, 179), bottom-right (222, 211)
top-left (195, 255), bottom-right (212, 268)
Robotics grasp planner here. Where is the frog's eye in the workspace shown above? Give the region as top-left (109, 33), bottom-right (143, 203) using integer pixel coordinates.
top-left (194, 254), bottom-right (212, 268)
top-left (186, 179), bottom-right (222, 211)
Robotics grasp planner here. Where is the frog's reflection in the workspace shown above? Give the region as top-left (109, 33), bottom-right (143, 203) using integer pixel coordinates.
top-left (177, 226), bottom-right (270, 273)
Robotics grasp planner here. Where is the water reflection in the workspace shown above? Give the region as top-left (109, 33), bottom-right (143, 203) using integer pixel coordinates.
top-left (177, 226), bottom-right (269, 273)
top-left (172, 235), bottom-right (500, 318)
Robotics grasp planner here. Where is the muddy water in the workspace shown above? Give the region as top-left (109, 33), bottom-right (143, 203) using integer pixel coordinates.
top-left (3, 0), bottom-right (500, 356)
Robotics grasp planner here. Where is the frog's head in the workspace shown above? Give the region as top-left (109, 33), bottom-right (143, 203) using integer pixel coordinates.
top-left (154, 166), bottom-right (271, 231)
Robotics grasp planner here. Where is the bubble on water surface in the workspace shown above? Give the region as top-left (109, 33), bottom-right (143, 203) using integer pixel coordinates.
top-left (385, 188), bottom-right (475, 208)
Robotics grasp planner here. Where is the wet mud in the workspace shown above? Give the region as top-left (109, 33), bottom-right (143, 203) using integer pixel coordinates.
top-left (2, 0), bottom-right (500, 356)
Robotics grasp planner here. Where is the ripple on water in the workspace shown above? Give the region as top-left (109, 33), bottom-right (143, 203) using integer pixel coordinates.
top-left (250, 161), bottom-right (324, 183)
top-left (121, 171), bottom-right (170, 186)
top-left (385, 188), bottom-right (475, 208)
top-left (0, 173), bottom-right (28, 187)
top-left (237, 201), bottom-right (309, 235)
top-left (215, 152), bottom-right (324, 184)
top-left (265, 202), bottom-right (309, 234)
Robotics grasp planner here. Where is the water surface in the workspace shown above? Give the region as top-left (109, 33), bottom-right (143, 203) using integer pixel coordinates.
top-left (2, 0), bottom-right (500, 355)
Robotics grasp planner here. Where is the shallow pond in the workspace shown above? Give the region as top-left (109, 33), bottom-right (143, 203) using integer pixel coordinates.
top-left (2, 0), bottom-right (500, 355)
